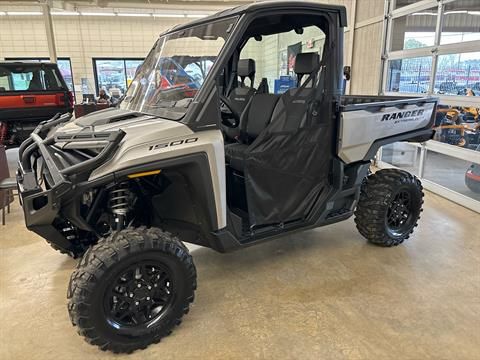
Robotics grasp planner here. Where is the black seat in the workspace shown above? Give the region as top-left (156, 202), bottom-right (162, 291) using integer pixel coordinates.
top-left (229, 59), bottom-right (256, 113)
top-left (225, 94), bottom-right (280, 170)
top-left (225, 52), bottom-right (320, 172)
top-left (223, 59), bottom-right (257, 141)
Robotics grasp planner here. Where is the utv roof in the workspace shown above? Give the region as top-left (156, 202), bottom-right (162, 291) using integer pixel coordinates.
top-left (166, 1), bottom-right (347, 35)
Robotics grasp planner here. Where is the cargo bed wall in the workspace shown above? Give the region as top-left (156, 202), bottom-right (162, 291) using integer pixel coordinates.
top-left (338, 96), bottom-right (437, 164)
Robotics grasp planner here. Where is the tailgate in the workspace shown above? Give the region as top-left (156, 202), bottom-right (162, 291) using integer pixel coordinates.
top-left (338, 96), bottom-right (438, 164)
top-left (0, 91), bottom-right (71, 121)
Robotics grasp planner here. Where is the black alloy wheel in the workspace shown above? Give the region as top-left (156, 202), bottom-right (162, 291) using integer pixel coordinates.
top-left (385, 190), bottom-right (415, 237)
top-left (104, 262), bottom-right (175, 332)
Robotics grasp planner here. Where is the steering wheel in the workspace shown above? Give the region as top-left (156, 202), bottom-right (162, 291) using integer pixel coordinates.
top-left (219, 95), bottom-right (241, 128)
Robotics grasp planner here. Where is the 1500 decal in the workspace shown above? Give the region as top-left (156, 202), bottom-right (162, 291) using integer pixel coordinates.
top-left (149, 137), bottom-right (198, 151)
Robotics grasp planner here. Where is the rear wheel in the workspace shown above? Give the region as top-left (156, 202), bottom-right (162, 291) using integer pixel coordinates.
top-left (67, 227), bottom-right (196, 353)
top-left (354, 169), bottom-right (424, 247)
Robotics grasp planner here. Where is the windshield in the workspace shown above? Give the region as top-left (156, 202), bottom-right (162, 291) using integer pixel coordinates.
top-left (0, 64), bottom-right (65, 92)
top-left (120, 17), bottom-right (237, 119)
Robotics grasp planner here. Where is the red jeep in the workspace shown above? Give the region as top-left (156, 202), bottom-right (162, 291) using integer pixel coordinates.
top-left (0, 62), bottom-right (74, 146)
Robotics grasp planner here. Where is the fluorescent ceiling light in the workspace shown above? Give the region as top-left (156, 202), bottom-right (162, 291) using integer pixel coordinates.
top-left (411, 12), bottom-right (436, 16)
top-left (7, 11), bottom-right (43, 16)
top-left (467, 11), bottom-right (480, 16)
top-left (117, 13), bottom-right (151, 17)
top-left (186, 14), bottom-right (209, 18)
top-left (0, 11), bottom-right (6, 16)
top-left (445, 10), bottom-right (467, 15)
top-left (153, 13), bottom-right (186, 18)
top-left (51, 11), bottom-right (80, 16)
top-left (81, 12), bottom-right (116, 16)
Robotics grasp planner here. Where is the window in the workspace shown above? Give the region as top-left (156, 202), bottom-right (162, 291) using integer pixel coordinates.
top-left (120, 18), bottom-right (236, 119)
top-left (394, 0), bottom-right (421, 10)
top-left (381, 0), bottom-right (480, 213)
top-left (435, 52), bottom-right (480, 95)
top-left (386, 57), bottom-right (432, 93)
top-left (390, 7), bottom-right (438, 51)
top-left (240, 25), bottom-right (326, 93)
top-left (125, 60), bottom-right (143, 87)
top-left (4, 58), bottom-right (74, 92)
top-left (0, 64), bottom-right (64, 92)
top-left (440, 0), bottom-right (480, 45)
top-left (93, 58), bottom-right (144, 96)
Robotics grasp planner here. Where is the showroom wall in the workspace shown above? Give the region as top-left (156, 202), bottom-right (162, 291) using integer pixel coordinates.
top-left (0, 0), bottom-right (364, 97)
top-left (350, 0), bottom-right (385, 95)
top-left (0, 9), bottom-right (189, 95)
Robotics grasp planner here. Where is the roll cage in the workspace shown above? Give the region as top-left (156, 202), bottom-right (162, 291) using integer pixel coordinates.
top-left (172, 1), bottom-right (347, 131)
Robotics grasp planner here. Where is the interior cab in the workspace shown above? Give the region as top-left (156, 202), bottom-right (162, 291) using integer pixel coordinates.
top-left (213, 12), bottom-right (335, 233)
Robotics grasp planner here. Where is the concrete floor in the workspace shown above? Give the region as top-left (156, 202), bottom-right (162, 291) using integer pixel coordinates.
top-left (0, 193), bottom-right (479, 360)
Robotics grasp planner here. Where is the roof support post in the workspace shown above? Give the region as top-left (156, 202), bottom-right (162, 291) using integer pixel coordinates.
top-left (42, 2), bottom-right (57, 63)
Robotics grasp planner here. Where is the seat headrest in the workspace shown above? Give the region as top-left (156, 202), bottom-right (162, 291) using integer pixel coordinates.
top-left (238, 59), bottom-right (256, 78)
top-left (294, 53), bottom-right (320, 75)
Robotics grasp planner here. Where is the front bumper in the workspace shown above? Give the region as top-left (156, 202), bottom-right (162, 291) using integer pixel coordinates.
top-left (16, 113), bottom-right (125, 253)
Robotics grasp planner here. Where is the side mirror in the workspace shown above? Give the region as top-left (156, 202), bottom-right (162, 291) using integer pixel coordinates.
top-left (343, 66), bottom-right (351, 81)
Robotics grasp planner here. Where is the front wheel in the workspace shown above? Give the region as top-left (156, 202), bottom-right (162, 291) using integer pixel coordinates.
top-left (67, 227), bottom-right (196, 353)
top-left (354, 169), bottom-right (424, 247)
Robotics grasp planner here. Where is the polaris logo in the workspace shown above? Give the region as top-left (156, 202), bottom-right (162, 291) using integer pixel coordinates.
top-left (149, 137), bottom-right (198, 151)
top-left (381, 109), bottom-right (424, 121)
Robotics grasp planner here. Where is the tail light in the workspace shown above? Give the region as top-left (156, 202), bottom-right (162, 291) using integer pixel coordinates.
top-left (67, 91), bottom-right (74, 109)
top-left (55, 93), bottom-right (66, 106)
top-left (55, 91), bottom-right (74, 109)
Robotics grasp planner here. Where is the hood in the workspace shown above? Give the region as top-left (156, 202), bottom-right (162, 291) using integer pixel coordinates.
top-left (55, 107), bottom-right (193, 150)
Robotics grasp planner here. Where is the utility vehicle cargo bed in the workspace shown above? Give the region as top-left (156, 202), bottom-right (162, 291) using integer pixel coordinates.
top-left (338, 95), bottom-right (437, 163)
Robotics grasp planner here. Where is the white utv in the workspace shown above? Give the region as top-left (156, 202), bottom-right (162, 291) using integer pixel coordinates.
top-left (17, 1), bottom-right (437, 353)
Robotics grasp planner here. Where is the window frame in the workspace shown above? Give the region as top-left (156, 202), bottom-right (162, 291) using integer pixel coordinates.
top-left (381, 0), bottom-right (480, 107)
top-left (378, 0), bottom-right (480, 213)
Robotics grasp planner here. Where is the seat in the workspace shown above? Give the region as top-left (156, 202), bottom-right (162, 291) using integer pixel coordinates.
top-left (223, 59), bottom-right (257, 141)
top-left (225, 52), bottom-right (320, 172)
top-left (225, 94), bottom-right (280, 171)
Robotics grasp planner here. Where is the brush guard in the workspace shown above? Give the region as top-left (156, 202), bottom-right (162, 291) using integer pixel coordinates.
top-left (16, 113), bottom-right (126, 254)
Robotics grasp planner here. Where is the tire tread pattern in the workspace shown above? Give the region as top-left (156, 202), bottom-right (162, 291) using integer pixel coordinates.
top-left (67, 226), bottom-right (196, 353)
top-left (354, 169), bottom-right (424, 247)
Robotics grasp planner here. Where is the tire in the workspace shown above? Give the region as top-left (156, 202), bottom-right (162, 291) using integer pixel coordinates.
top-left (67, 227), bottom-right (196, 353)
top-left (354, 169), bottom-right (424, 247)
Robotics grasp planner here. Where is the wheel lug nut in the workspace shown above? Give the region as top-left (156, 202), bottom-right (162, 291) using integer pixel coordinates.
top-left (135, 301), bottom-right (139, 306)
top-left (129, 293), bottom-right (134, 298)
top-left (154, 284), bottom-right (157, 287)
top-left (137, 284), bottom-right (141, 288)
top-left (147, 286), bottom-right (152, 290)
top-left (146, 297), bottom-right (150, 300)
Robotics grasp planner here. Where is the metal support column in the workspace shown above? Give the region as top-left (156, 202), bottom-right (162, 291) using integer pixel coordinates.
top-left (42, 3), bottom-right (57, 63)
top-left (345, 0), bottom-right (357, 95)
top-left (418, 143), bottom-right (426, 179)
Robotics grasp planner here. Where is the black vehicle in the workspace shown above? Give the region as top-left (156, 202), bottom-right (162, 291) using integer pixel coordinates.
top-left (17, 2), bottom-right (437, 353)
top-left (0, 62), bottom-right (74, 146)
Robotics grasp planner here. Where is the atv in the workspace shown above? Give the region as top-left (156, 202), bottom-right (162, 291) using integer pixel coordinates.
top-left (17, 1), bottom-right (437, 353)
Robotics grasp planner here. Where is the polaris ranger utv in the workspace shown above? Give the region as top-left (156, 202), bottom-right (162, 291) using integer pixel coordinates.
top-left (17, 1), bottom-right (437, 353)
